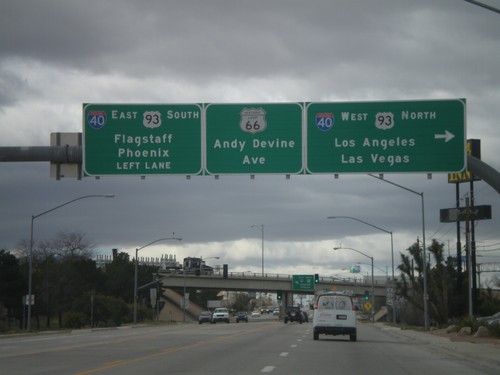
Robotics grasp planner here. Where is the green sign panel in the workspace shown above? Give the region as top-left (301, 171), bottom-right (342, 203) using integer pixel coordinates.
top-left (205, 103), bottom-right (303, 174)
top-left (83, 104), bottom-right (202, 175)
top-left (306, 99), bottom-right (466, 173)
top-left (83, 99), bottom-right (466, 176)
top-left (292, 274), bottom-right (315, 291)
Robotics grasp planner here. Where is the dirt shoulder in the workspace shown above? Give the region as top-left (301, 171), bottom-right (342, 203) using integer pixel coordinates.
top-left (429, 327), bottom-right (500, 346)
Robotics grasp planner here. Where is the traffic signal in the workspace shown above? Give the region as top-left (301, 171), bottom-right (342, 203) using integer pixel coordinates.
top-left (277, 290), bottom-right (283, 300)
top-left (314, 273), bottom-right (319, 283)
top-left (223, 264), bottom-right (228, 279)
top-left (364, 290), bottom-right (370, 301)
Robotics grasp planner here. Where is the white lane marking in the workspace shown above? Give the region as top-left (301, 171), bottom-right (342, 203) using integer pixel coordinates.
top-left (261, 366), bottom-right (275, 373)
top-left (290, 344), bottom-right (298, 348)
top-left (280, 352), bottom-right (288, 357)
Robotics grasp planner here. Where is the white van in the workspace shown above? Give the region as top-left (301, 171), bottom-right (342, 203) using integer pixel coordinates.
top-left (313, 292), bottom-right (357, 341)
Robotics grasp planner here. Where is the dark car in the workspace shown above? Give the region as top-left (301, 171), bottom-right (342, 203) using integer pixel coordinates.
top-left (284, 306), bottom-right (303, 324)
top-left (198, 311), bottom-right (212, 324)
top-left (236, 311), bottom-right (248, 323)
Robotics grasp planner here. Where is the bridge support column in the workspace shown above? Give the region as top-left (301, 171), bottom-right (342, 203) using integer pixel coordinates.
top-left (285, 291), bottom-right (293, 308)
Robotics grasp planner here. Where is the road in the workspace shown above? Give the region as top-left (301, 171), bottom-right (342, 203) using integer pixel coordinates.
top-left (1, 318), bottom-right (499, 374)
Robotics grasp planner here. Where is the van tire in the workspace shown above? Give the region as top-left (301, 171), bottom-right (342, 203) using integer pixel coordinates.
top-left (350, 334), bottom-right (357, 342)
top-left (313, 331), bottom-right (319, 340)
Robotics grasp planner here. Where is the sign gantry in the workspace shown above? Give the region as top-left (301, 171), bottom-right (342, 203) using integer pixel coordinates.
top-left (83, 99), bottom-right (466, 176)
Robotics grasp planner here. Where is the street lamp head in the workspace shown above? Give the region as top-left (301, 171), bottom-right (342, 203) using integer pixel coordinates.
top-left (169, 231), bottom-right (182, 241)
top-left (202, 256), bottom-right (219, 260)
top-left (333, 247), bottom-right (341, 250)
top-left (137, 235), bottom-right (182, 251)
top-left (104, 194), bottom-right (115, 198)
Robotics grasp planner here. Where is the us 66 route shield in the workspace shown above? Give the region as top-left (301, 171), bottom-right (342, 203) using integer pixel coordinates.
top-left (83, 104), bottom-right (202, 176)
top-left (205, 103), bottom-right (303, 174)
top-left (306, 99), bottom-right (466, 173)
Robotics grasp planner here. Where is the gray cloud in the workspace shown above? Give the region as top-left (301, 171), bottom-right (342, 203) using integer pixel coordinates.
top-left (0, 0), bottom-right (499, 279)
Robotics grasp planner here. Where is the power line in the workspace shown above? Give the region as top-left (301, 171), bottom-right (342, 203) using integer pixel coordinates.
top-left (478, 248), bottom-right (500, 253)
top-left (464, 0), bottom-right (500, 14)
top-left (479, 242), bottom-right (500, 248)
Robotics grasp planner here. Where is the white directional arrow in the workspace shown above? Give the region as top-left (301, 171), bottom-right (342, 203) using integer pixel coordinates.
top-left (434, 130), bottom-right (455, 143)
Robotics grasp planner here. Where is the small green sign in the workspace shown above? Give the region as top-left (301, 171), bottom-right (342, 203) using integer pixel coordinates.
top-left (292, 274), bottom-right (315, 291)
top-left (83, 104), bottom-right (202, 175)
top-left (306, 99), bottom-right (466, 173)
top-left (205, 103), bottom-right (303, 174)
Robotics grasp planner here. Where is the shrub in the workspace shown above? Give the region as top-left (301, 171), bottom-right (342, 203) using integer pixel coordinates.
top-left (488, 324), bottom-right (500, 338)
top-left (63, 311), bottom-right (87, 329)
top-left (72, 293), bottom-right (129, 327)
top-left (449, 315), bottom-right (480, 334)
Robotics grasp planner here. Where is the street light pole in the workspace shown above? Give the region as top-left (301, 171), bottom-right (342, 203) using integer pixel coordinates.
top-left (134, 233), bottom-right (182, 324)
top-left (27, 194), bottom-right (114, 330)
top-left (251, 225), bottom-right (264, 277)
top-left (334, 247), bottom-right (375, 323)
top-left (328, 216), bottom-right (395, 323)
top-left (182, 267), bottom-right (186, 322)
top-left (368, 174), bottom-right (429, 331)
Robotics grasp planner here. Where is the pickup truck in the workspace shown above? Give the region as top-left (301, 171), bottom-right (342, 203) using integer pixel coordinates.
top-left (211, 308), bottom-right (230, 323)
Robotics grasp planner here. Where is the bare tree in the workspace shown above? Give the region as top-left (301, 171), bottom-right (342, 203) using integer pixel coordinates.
top-left (14, 231), bottom-right (95, 262)
top-left (51, 231), bottom-right (96, 260)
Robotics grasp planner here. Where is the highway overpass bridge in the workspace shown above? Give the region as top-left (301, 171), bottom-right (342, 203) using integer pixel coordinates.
top-left (158, 270), bottom-right (390, 295)
top-left (156, 269), bottom-right (393, 315)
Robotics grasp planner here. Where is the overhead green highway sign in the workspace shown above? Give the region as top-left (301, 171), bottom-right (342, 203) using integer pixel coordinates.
top-left (205, 103), bottom-right (303, 174)
top-left (292, 274), bottom-right (315, 291)
top-left (83, 99), bottom-right (466, 176)
top-left (306, 99), bottom-right (466, 173)
top-left (83, 104), bottom-right (202, 176)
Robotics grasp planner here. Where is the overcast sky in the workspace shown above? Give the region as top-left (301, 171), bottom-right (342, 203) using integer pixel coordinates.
top-left (1, 0), bottom-right (499, 285)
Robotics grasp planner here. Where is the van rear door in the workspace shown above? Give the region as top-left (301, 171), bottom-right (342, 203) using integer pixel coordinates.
top-left (315, 295), bottom-right (354, 326)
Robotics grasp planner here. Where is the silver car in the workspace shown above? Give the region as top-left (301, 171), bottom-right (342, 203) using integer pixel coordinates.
top-left (198, 311), bottom-right (212, 324)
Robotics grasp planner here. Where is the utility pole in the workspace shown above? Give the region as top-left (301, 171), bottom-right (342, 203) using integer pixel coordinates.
top-left (465, 197), bottom-right (473, 317)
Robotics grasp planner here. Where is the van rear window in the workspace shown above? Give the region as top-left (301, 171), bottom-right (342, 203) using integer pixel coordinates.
top-left (317, 295), bottom-right (352, 311)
